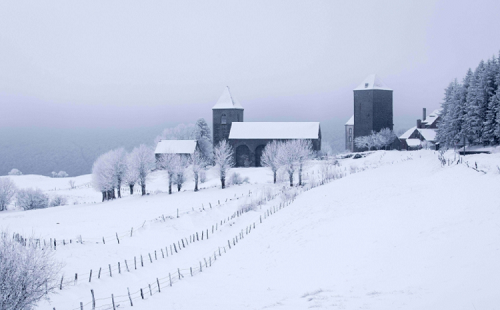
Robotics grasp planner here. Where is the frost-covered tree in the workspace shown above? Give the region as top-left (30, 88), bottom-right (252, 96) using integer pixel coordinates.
top-left (378, 128), bottom-right (397, 149)
top-left (157, 153), bottom-right (179, 194)
top-left (213, 140), bottom-right (234, 189)
top-left (0, 178), bottom-right (17, 211)
top-left (174, 156), bottom-right (188, 192)
top-left (354, 136), bottom-right (371, 151)
top-left (16, 188), bottom-right (49, 210)
top-left (294, 140), bottom-right (313, 186)
top-left (8, 169), bottom-right (22, 176)
top-left (91, 152), bottom-right (116, 201)
top-left (277, 140), bottom-right (300, 187)
top-left (124, 152), bottom-right (139, 195)
top-left (195, 118), bottom-right (213, 163)
top-left (129, 145), bottom-right (155, 196)
top-left (110, 148), bottom-right (127, 198)
top-left (261, 140), bottom-right (281, 183)
top-left (190, 150), bottom-right (206, 192)
top-left (154, 123), bottom-right (196, 144)
top-left (0, 232), bottom-right (61, 310)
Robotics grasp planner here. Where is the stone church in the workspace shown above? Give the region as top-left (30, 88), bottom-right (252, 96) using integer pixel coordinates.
top-left (345, 74), bottom-right (395, 152)
top-left (213, 87), bottom-right (321, 167)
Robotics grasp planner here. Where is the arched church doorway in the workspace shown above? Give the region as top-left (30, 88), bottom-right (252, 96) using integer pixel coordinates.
top-left (255, 145), bottom-right (266, 167)
top-left (235, 145), bottom-right (251, 167)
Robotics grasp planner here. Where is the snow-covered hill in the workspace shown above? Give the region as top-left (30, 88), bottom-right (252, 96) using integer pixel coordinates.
top-left (1, 150), bottom-right (499, 309)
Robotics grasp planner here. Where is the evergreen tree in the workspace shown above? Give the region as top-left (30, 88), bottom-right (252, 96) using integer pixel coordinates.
top-left (194, 118), bottom-right (213, 163)
top-left (481, 57), bottom-right (499, 144)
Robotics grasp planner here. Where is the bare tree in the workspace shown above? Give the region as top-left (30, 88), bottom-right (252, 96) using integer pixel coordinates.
top-left (68, 179), bottom-right (76, 189)
top-left (190, 150), bottom-right (206, 192)
top-left (261, 140), bottom-right (281, 184)
top-left (129, 145), bottom-right (155, 196)
top-left (214, 140), bottom-right (234, 189)
top-left (0, 232), bottom-right (61, 310)
top-left (0, 178), bottom-right (17, 211)
top-left (378, 128), bottom-right (397, 149)
top-left (16, 188), bottom-right (49, 210)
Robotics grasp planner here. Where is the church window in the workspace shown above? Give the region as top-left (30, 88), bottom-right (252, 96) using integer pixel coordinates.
top-left (349, 128), bottom-right (352, 134)
top-left (349, 136), bottom-right (352, 142)
top-left (365, 83), bottom-right (369, 88)
top-left (221, 114), bottom-right (227, 124)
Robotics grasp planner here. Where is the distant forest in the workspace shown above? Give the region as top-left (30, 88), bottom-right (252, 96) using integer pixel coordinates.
top-left (437, 53), bottom-right (500, 147)
top-left (0, 121), bottom-right (346, 177)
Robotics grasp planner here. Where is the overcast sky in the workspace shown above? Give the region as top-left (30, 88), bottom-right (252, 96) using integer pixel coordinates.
top-left (1, 0), bottom-right (499, 131)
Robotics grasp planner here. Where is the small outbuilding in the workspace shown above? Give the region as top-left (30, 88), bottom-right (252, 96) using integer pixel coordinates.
top-left (154, 140), bottom-right (198, 160)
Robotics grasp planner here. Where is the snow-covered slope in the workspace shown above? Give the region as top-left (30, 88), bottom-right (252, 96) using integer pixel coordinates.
top-left (1, 150), bottom-right (499, 309)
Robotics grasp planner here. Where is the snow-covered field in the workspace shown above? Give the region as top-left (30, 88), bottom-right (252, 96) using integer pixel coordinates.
top-left (1, 150), bottom-right (499, 310)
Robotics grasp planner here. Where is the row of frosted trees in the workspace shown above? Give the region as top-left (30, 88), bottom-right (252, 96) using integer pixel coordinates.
top-left (437, 53), bottom-right (500, 148)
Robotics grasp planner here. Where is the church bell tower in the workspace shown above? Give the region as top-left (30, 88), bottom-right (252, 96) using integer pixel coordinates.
top-left (212, 86), bottom-right (244, 148)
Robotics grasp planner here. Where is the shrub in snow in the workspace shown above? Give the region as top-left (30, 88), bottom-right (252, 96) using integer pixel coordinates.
top-left (68, 179), bottom-right (76, 189)
top-left (51, 171), bottom-right (68, 178)
top-left (8, 169), bottom-right (22, 176)
top-left (0, 178), bottom-right (17, 211)
top-left (228, 172), bottom-right (249, 186)
top-left (280, 186), bottom-right (298, 204)
top-left (0, 232), bottom-right (61, 310)
top-left (49, 195), bottom-right (68, 207)
top-left (16, 188), bottom-right (49, 210)
top-left (214, 140), bottom-right (234, 189)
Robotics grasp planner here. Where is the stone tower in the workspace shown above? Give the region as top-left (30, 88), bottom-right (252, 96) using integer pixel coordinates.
top-left (353, 74), bottom-right (393, 151)
top-left (212, 86), bottom-right (244, 148)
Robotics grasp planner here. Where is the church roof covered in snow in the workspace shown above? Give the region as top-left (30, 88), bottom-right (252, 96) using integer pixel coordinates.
top-left (354, 74), bottom-right (392, 91)
top-left (212, 86), bottom-right (244, 109)
top-left (155, 140), bottom-right (198, 154)
top-left (229, 122), bottom-right (320, 140)
top-left (345, 115), bottom-right (354, 125)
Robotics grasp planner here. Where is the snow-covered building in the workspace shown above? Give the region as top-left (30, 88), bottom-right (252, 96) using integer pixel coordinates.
top-left (154, 140), bottom-right (199, 159)
top-left (345, 115), bottom-right (354, 152)
top-left (399, 108), bottom-right (441, 150)
top-left (351, 74), bottom-right (394, 152)
top-left (213, 87), bottom-right (321, 167)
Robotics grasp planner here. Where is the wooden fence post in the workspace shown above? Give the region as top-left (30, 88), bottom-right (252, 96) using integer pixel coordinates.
top-left (190, 267), bottom-right (193, 276)
top-left (127, 288), bottom-right (133, 306)
top-left (125, 260), bottom-right (129, 272)
top-left (89, 270), bottom-right (92, 282)
top-left (140, 289), bottom-right (144, 299)
top-left (169, 273), bottom-right (172, 286)
top-left (115, 233), bottom-right (120, 244)
top-left (111, 294), bottom-right (116, 310)
top-left (98, 267), bottom-right (101, 279)
top-left (148, 253), bottom-right (152, 263)
top-left (59, 275), bottom-right (63, 290)
top-left (91, 289), bottom-right (95, 309)
top-left (149, 284), bottom-right (152, 296)
top-left (157, 278), bottom-right (161, 293)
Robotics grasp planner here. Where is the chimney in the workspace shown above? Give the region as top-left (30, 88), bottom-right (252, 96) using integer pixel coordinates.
top-left (423, 108), bottom-right (426, 121)
top-left (417, 119), bottom-right (422, 129)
